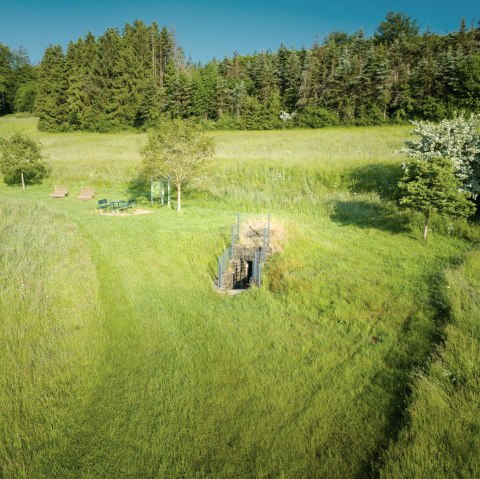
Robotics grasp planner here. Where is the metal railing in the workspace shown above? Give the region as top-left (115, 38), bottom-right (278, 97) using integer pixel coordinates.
top-left (217, 213), bottom-right (271, 290)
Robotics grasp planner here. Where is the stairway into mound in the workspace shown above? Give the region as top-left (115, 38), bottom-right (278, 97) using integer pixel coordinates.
top-left (216, 217), bottom-right (284, 292)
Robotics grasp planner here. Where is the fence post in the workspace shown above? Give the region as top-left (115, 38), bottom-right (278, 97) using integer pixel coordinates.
top-left (218, 258), bottom-right (223, 289)
top-left (161, 180), bottom-right (165, 206)
top-left (262, 226), bottom-right (267, 261)
top-left (267, 212), bottom-right (271, 247)
top-left (230, 224), bottom-right (235, 260)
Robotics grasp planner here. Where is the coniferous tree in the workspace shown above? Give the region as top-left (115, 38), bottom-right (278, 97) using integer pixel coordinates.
top-left (0, 44), bottom-right (14, 115)
top-left (26, 15), bottom-right (480, 131)
top-left (35, 45), bottom-right (69, 131)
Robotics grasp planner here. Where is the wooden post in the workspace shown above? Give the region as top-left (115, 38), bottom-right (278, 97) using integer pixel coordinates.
top-left (21, 172), bottom-right (25, 191)
top-left (161, 180), bottom-right (165, 206)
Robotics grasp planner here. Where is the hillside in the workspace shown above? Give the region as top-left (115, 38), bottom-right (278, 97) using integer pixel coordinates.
top-left (0, 116), bottom-right (479, 478)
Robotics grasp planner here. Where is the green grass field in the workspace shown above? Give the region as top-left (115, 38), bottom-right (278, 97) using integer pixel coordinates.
top-left (0, 116), bottom-right (478, 478)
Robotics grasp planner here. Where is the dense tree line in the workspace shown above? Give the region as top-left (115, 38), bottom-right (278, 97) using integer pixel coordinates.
top-left (3, 13), bottom-right (480, 130)
top-left (0, 45), bottom-right (37, 115)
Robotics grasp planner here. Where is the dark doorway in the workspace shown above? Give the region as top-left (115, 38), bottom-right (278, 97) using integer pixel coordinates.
top-left (246, 260), bottom-right (253, 284)
top-left (232, 259), bottom-right (254, 289)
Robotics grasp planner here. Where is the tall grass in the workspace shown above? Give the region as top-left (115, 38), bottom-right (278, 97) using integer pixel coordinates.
top-left (0, 202), bottom-right (103, 478)
top-left (380, 250), bottom-right (480, 478)
top-left (0, 116), bottom-right (410, 189)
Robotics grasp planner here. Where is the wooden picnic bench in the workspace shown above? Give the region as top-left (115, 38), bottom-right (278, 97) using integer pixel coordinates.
top-left (51, 185), bottom-right (69, 198)
top-left (77, 187), bottom-right (95, 200)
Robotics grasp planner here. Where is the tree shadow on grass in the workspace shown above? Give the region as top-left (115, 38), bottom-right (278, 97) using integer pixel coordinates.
top-left (331, 199), bottom-right (410, 234)
top-left (349, 162), bottom-right (403, 201)
top-left (126, 175), bottom-right (150, 201)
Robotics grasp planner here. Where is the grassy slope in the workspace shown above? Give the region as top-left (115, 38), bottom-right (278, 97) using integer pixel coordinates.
top-left (0, 201), bottom-right (103, 478)
top-left (0, 116), bottom-right (477, 478)
top-left (381, 250), bottom-right (480, 478)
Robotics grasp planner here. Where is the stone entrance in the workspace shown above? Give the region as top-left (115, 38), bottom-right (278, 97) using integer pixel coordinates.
top-left (215, 217), bottom-right (284, 292)
top-left (219, 244), bottom-right (272, 290)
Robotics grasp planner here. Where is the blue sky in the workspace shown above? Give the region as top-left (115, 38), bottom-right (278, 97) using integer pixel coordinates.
top-left (1, 0), bottom-right (478, 64)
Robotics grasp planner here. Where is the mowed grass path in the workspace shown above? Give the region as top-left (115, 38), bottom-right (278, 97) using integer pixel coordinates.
top-left (0, 117), bottom-right (473, 478)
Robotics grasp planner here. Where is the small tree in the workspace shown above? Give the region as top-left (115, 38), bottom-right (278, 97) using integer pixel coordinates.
top-left (400, 115), bottom-right (480, 196)
top-left (140, 119), bottom-right (214, 211)
top-left (0, 133), bottom-right (48, 189)
top-left (399, 157), bottom-right (474, 240)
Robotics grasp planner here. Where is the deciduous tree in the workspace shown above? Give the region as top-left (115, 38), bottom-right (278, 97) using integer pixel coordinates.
top-left (140, 120), bottom-right (214, 211)
top-left (0, 134), bottom-right (49, 189)
top-left (401, 115), bottom-right (480, 196)
top-left (398, 156), bottom-right (474, 240)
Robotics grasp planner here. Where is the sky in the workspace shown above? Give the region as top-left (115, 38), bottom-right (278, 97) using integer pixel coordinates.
top-left (1, 0), bottom-right (478, 64)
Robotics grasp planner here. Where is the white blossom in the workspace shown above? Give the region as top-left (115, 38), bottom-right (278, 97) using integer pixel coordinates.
top-left (399, 114), bottom-right (480, 195)
top-left (279, 111), bottom-right (296, 122)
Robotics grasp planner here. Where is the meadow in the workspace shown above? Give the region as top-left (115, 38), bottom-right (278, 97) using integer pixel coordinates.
top-left (0, 116), bottom-right (478, 478)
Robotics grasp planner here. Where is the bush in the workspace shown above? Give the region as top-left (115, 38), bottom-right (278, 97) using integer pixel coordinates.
top-left (294, 106), bottom-right (340, 128)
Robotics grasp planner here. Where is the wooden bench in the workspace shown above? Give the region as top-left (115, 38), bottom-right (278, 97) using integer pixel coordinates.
top-left (97, 199), bottom-right (109, 210)
top-left (77, 187), bottom-right (95, 200)
top-left (51, 185), bottom-right (69, 198)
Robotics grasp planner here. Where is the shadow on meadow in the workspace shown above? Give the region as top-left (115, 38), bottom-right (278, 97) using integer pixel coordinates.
top-left (126, 175), bottom-right (150, 202)
top-left (349, 162), bottom-right (403, 201)
top-left (331, 199), bottom-right (410, 234)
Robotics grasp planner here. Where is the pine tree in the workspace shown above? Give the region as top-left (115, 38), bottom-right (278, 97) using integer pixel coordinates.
top-left (283, 50), bottom-right (301, 111)
top-left (0, 44), bottom-right (14, 115)
top-left (35, 45), bottom-right (69, 131)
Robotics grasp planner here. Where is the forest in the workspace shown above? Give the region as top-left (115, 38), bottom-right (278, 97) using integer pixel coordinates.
top-left (1, 12), bottom-right (480, 132)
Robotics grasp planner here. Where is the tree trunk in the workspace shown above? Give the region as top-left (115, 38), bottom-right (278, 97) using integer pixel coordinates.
top-left (167, 178), bottom-right (171, 207)
top-left (423, 210), bottom-right (430, 241)
top-left (177, 183), bottom-right (181, 212)
top-left (21, 172), bottom-right (25, 191)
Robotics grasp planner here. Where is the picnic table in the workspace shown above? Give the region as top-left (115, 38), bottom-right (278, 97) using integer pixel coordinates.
top-left (109, 200), bottom-right (124, 211)
top-left (108, 199), bottom-right (135, 211)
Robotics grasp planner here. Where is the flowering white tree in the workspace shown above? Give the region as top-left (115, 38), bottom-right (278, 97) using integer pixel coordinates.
top-left (279, 111), bottom-right (296, 122)
top-left (400, 115), bottom-right (480, 196)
